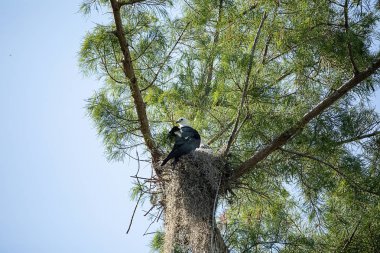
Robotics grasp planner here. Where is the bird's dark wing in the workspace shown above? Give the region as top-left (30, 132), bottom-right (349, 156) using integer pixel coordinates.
top-left (168, 126), bottom-right (181, 138)
top-left (180, 126), bottom-right (201, 141)
top-left (161, 126), bottom-right (201, 166)
top-left (179, 126), bottom-right (201, 149)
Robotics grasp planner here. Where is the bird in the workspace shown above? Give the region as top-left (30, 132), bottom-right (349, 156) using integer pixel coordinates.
top-left (161, 118), bottom-right (201, 166)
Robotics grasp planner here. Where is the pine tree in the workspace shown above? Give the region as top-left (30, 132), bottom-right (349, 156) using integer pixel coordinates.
top-left (79, 0), bottom-right (380, 252)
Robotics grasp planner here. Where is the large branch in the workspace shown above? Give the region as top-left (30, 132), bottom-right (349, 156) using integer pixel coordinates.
top-left (228, 57), bottom-right (380, 182)
top-left (110, 0), bottom-right (161, 162)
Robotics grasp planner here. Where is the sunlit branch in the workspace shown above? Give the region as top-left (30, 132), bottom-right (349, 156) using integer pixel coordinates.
top-left (229, 57), bottom-right (380, 182)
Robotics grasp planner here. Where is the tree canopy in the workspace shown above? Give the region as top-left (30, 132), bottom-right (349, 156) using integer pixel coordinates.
top-left (79, 0), bottom-right (380, 252)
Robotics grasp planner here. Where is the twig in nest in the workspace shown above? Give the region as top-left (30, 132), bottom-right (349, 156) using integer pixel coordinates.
top-left (144, 204), bottom-right (157, 217)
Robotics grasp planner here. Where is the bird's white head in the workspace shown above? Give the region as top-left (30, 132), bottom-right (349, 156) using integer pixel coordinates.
top-left (176, 117), bottom-right (191, 127)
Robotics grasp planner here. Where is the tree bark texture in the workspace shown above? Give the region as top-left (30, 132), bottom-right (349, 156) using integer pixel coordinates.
top-left (157, 149), bottom-right (229, 253)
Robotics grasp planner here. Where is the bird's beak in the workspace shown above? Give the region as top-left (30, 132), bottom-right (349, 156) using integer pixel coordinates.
top-left (175, 120), bottom-right (180, 123)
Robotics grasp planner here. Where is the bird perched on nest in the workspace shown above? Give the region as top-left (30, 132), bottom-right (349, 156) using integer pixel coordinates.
top-left (161, 118), bottom-right (201, 166)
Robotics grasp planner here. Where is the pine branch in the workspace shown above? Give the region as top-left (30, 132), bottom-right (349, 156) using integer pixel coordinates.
top-left (279, 148), bottom-right (380, 196)
top-left (203, 0), bottom-right (224, 97)
top-left (228, 57), bottom-right (380, 182)
top-left (336, 130), bottom-right (380, 145)
top-left (118, 0), bottom-right (146, 7)
top-left (222, 12), bottom-right (267, 156)
top-left (110, 0), bottom-right (161, 162)
top-left (344, 0), bottom-right (359, 74)
top-left (141, 22), bottom-right (190, 92)
top-left (341, 220), bottom-right (361, 252)
top-left (207, 120), bottom-right (234, 146)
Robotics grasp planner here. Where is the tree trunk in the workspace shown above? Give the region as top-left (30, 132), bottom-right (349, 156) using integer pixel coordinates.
top-left (157, 148), bottom-right (229, 253)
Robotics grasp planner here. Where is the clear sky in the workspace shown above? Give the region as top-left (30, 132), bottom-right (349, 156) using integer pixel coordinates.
top-left (0, 1), bottom-right (379, 253)
top-left (0, 1), bottom-right (158, 252)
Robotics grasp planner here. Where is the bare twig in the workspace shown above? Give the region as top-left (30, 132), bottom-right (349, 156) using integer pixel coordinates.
top-left (210, 173), bottom-right (223, 253)
top-left (143, 213), bottom-right (158, 236)
top-left (126, 192), bottom-right (143, 234)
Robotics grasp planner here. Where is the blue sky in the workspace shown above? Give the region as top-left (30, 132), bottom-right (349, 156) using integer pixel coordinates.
top-left (0, 1), bottom-right (157, 252)
top-left (0, 1), bottom-right (379, 253)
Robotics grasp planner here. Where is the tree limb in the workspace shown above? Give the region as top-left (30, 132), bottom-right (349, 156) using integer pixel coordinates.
top-left (141, 22), bottom-right (190, 92)
top-left (279, 148), bottom-right (380, 196)
top-left (222, 12), bottom-right (267, 156)
top-left (110, 0), bottom-right (161, 162)
top-left (228, 57), bottom-right (380, 182)
top-left (344, 0), bottom-right (359, 74)
top-left (203, 0), bottom-right (224, 97)
top-left (341, 220), bottom-right (361, 252)
top-left (336, 130), bottom-right (380, 145)
top-left (118, 0), bottom-right (146, 7)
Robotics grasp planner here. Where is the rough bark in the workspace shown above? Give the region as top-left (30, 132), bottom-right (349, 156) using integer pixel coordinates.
top-left (158, 149), bottom-right (229, 253)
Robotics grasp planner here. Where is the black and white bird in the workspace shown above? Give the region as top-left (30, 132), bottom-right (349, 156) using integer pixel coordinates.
top-left (161, 118), bottom-right (201, 166)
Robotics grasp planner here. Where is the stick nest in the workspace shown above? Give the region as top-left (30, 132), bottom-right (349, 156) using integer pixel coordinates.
top-left (157, 148), bottom-right (226, 253)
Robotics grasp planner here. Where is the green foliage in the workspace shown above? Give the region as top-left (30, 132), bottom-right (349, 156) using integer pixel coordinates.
top-left (150, 231), bottom-right (165, 252)
top-left (79, 0), bottom-right (380, 252)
